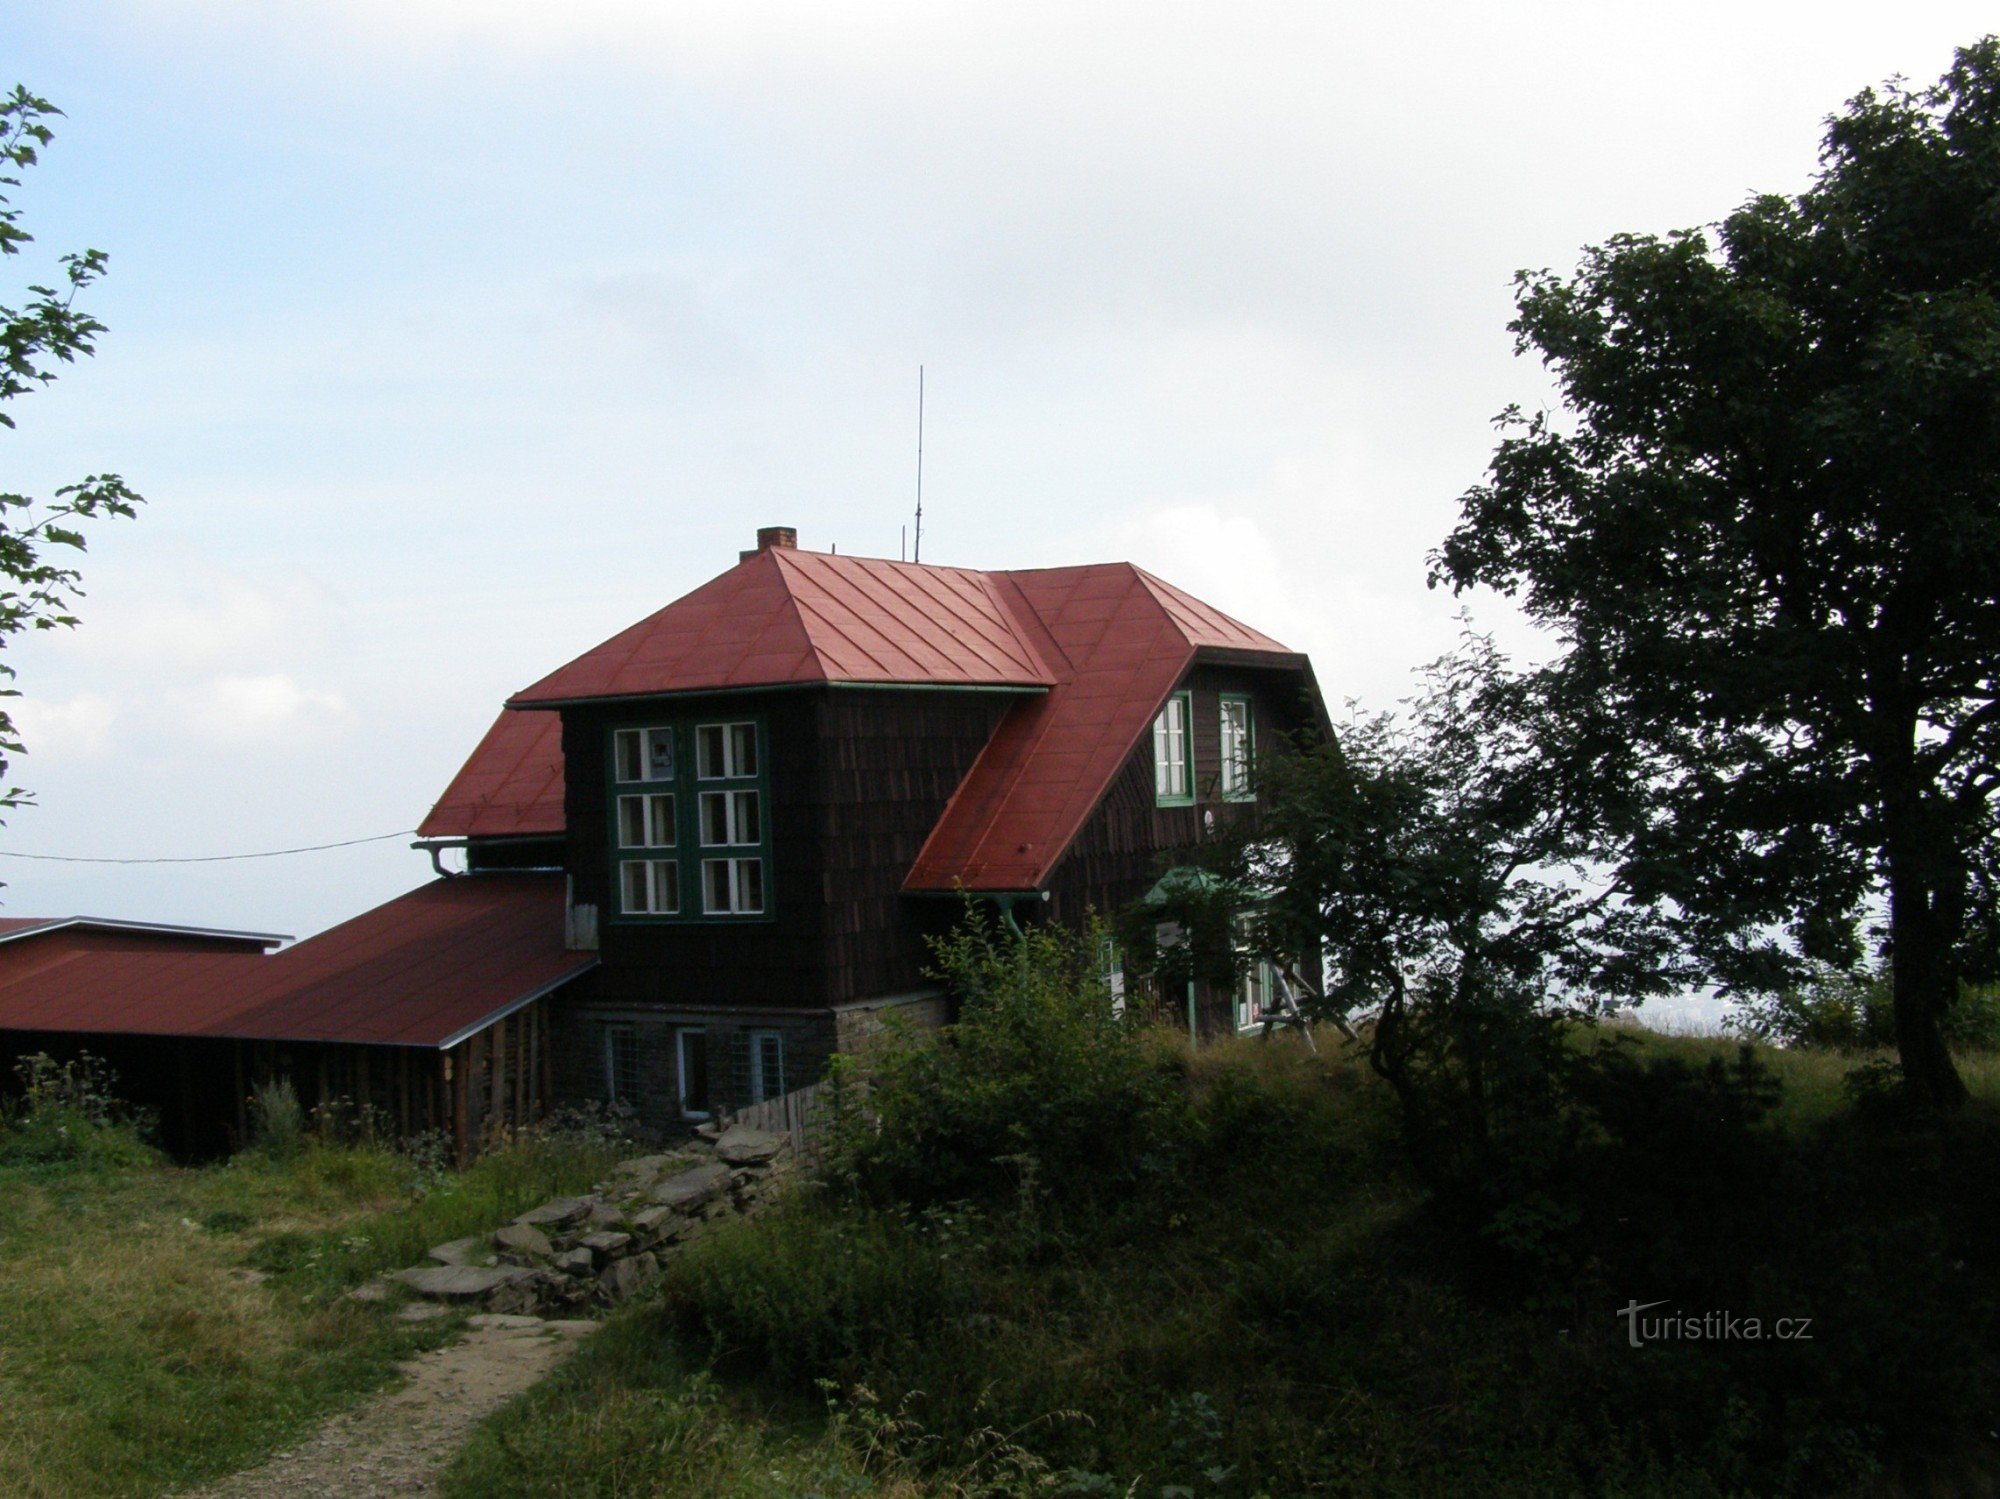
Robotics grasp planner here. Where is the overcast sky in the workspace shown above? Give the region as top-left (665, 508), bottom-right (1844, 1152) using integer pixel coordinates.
top-left (3, 2), bottom-right (1993, 945)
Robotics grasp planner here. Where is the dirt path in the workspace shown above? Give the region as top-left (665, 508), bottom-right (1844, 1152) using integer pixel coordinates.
top-left (192, 1314), bottom-right (596, 1498)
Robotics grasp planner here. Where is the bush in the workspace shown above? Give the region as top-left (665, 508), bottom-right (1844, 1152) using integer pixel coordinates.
top-left (249, 1077), bottom-right (306, 1162)
top-left (0, 1051), bottom-right (155, 1171)
top-left (830, 907), bottom-right (1194, 1217)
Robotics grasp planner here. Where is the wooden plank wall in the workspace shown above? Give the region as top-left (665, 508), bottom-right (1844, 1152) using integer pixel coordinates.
top-left (228, 1000), bottom-right (551, 1164)
top-left (570, 687), bottom-right (1011, 1012)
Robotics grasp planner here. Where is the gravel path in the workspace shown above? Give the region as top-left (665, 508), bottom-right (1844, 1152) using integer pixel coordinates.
top-left (192, 1314), bottom-right (596, 1498)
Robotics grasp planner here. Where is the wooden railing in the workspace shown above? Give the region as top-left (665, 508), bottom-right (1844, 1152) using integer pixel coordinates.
top-left (719, 1076), bottom-right (835, 1156)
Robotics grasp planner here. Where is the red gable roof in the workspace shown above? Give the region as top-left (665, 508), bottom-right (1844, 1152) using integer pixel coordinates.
top-left (422, 545), bottom-right (1314, 892)
top-left (0, 875), bottom-right (593, 1048)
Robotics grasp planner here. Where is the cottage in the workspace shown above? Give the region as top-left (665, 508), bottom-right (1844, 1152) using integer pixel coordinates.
top-left (0, 529), bottom-right (1326, 1153)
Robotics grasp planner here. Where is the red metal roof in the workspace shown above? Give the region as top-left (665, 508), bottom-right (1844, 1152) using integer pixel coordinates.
top-left (510, 548), bottom-right (1056, 707)
top-left (0, 916), bottom-right (287, 949)
top-left (0, 875), bottom-right (593, 1048)
top-left (422, 545), bottom-right (1312, 892)
top-left (904, 563), bottom-right (1304, 891)
top-left (418, 707), bottom-right (566, 839)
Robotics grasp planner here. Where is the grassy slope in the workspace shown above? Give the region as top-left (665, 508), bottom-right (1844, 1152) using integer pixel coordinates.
top-left (0, 1133), bottom-right (627, 1498)
top-left (443, 1033), bottom-right (2000, 1499)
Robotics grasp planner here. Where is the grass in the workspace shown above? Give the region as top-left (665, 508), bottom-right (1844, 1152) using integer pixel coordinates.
top-left (0, 1123), bottom-right (628, 1497)
top-left (439, 1029), bottom-right (2000, 1499)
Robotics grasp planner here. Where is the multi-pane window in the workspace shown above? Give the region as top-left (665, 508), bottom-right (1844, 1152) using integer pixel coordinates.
top-left (1219, 696), bottom-right (1254, 800)
top-left (1153, 691), bottom-right (1193, 805)
top-left (748, 1029), bottom-right (786, 1104)
top-left (702, 856), bottom-right (765, 914)
top-left (618, 792), bottom-right (676, 847)
top-left (620, 858), bottom-right (679, 915)
top-left (614, 727), bottom-right (676, 783)
top-left (612, 717), bottom-right (770, 921)
top-left (697, 722), bottom-right (758, 779)
top-left (604, 1024), bottom-right (640, 1105)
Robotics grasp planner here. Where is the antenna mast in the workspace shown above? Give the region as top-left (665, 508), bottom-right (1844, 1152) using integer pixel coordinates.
top-left (913, 365), bottom-right (924, 564)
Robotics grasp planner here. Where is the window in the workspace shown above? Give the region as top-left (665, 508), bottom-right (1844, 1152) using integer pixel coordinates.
top-left (614, 727), bottom-right (676, 783)
top-left (617, 792), bottom-right (676, 848)
top-left (676, 1029), bottom-right (710, 1119)
top-left (610, 716), bottom-right (771, 922)
top-left (1219, 695), bottom-right (1254, 800)
top-left (748, 1029), bottom-right (785, 1103)
top-left (699, 789), bottom-right (761, 846)
top-left (604, 1024), bottom-right (640, 1105)
top-left (1098, 935), bottom-right (1126, 1017)
top-left (702, 856), bottom-right (765, 914)
top-left (1233, 914), bottom-right (1276, 1030)
top-left (697, 722), bottom-right (758, 779)
top-left (620, 858), bottom-right (679, 914)
top-left (1153, 690), bottom-right (1193, 805)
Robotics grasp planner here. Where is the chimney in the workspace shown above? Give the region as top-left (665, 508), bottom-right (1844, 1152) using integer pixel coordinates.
top-left (741, 525), bottom-right (798, 562)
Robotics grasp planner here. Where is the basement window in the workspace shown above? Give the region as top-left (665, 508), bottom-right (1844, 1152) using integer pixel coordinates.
top-left (604, 1024), bottom-right (640, 1106)
top-left (748, 1029), bottom-right (786, 1104)
top-left (1153, 691), bottom-right (1194, 806)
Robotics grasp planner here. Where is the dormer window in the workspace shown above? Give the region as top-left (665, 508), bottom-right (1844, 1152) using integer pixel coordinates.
top-left (1153, 690), bottom-right (1194, 806)
top-left (611, 717), bottom-right (771, 922)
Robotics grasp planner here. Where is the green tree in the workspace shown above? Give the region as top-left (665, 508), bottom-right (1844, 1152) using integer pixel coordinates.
top-left (1435, 41), bottom-right (2000, 1108)
top-left (1, 86), bottom-right (141, 807)
top-left (1226, 635), bottom-right (1687, 1186)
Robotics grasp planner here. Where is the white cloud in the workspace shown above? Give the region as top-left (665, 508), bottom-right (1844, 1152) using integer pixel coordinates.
top-left (9, 693), bottom-right (121, 760)
top-left (187, 674), bottom-right (349, 744)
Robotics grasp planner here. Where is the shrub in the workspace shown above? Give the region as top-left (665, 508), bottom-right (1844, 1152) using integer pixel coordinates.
top-left (248, 1077), bottom-right (306, 1162)
top-left (0, 1050), bottom-right (155, 1171)
top-left (829, 907), bottom-right (1193, 1217)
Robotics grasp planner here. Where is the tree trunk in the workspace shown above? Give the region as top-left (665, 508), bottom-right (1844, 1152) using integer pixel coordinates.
top-left (1886, 841), bottom-right (1969, 1110)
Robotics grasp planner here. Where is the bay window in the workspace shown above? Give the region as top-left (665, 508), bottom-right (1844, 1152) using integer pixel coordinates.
top-left (611, 715), bottom-right (771, 922)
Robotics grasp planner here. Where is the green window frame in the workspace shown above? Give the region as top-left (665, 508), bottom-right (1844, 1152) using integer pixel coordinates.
top-left (609, 715), bottom-right (773, 923)
top-left (1153, 690), bottom-right (1194, 806)
top-left (1219, 693), bottom-right (1255, 801)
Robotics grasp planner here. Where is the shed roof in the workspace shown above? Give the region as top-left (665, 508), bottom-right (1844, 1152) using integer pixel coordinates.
top-left (0, 916), bottom-right (288, 948)
top-left (0, 874), bottom-right (591, 1048)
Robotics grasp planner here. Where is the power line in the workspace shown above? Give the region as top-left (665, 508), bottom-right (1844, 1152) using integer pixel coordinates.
top-left (0, 830), bottom-right (417, 865)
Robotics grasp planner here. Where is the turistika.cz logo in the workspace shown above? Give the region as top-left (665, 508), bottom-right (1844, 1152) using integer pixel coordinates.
top-left (1617, 1300), bottom-right (1814, 1348)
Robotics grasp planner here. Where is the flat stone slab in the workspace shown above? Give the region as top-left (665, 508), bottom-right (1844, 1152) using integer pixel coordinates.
top-left (614, 1153), bottom-right (680, 1179)
top-left (650, 1162), bottom-right (731, 1209)
top-left (392, 1265), bottom-right (532, 1302)
top-left (515, 1196), bottom-right (593, 1230)
top-left (579, 1230), bottom-right (632, 1258)
top-left (396, 1302), bottom-right (450, 1323)
top-left (491, 1222), bottom-right (554, 1258)
top-left (715, 1124), bottom-right (787, 1166)
top-left (554, 1247), bottom-right (595, 1276)
top-left (427, 1235), bottom-right (495, 1267)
